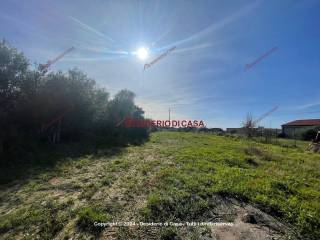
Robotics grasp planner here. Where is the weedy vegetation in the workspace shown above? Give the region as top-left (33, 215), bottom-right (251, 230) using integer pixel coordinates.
top-left (0, 132), bottom-right (319, 239)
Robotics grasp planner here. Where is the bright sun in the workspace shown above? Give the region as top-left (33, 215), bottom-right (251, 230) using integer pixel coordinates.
top-left (136, 47), bottom-right (149, 60)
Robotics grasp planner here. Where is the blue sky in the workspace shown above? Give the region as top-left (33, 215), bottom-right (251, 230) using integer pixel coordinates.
top-left (1, 0), bottom-right (320, 129)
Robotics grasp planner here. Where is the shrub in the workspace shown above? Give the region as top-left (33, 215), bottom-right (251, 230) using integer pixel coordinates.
top-left (302, 128), bottom-right (319, 141)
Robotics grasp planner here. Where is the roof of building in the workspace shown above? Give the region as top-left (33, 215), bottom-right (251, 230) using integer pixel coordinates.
top-left (282, 119), bottom-right (320, 126)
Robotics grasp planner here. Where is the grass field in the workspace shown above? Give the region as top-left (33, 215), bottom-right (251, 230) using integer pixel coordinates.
top-left (0, 131), bottom-right (319, 239)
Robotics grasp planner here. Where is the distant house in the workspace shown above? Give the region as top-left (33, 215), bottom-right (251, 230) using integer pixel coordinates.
top-left (226, 128), bottom-right (244, 134)
top-left (209, 128), bottom-right (224, 134)
top-left (282, 119), bottom-right (320, 138)
top-left (198, 128), bottom-right (224, 134)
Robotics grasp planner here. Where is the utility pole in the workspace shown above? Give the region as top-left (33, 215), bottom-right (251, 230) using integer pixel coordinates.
top-left (169, 108), bottom-right (171, 121)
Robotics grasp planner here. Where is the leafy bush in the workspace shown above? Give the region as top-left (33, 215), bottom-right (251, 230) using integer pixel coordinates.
top-left (302, 128), bottom-right (319, 141)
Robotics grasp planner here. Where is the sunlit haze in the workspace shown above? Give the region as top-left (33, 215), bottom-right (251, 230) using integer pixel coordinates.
top-left (136, 47), bottom-right (149, 60)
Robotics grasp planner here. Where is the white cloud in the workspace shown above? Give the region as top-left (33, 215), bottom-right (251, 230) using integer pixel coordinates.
top-left (296, 101), bottom-right (320, 110)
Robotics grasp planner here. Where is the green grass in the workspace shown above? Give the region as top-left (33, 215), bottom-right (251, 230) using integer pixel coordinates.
top-left (141, 132), bottom-right (320, 239)
top-left (77, 206), bottom-right (111, 235)
top-left (0, 200), bottom-right (72, 239)
top-left (0, 131), bottom-right (319, 239)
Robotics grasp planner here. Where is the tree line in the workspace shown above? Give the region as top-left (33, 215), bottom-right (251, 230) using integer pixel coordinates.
top-left (0, 40), bottom-right (148, 162)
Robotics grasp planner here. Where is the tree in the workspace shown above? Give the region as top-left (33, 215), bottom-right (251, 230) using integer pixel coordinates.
top-left (0, 40), bottom-right (149, 160)
top-left (0, 40), bottom-right (29, 156)
top-left (242, 113), bottom-right (256, 138)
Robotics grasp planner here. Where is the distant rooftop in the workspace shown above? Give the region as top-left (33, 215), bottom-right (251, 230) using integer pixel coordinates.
top-left (282, 119), bottom-right (320, 126)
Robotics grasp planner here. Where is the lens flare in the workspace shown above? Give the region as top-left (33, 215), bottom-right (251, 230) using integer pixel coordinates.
top-left (136, 47), bottom-right (149, 60)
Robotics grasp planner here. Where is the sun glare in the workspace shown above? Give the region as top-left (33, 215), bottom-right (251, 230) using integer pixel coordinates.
top-left (136, 47), bottom-right (149, 60)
